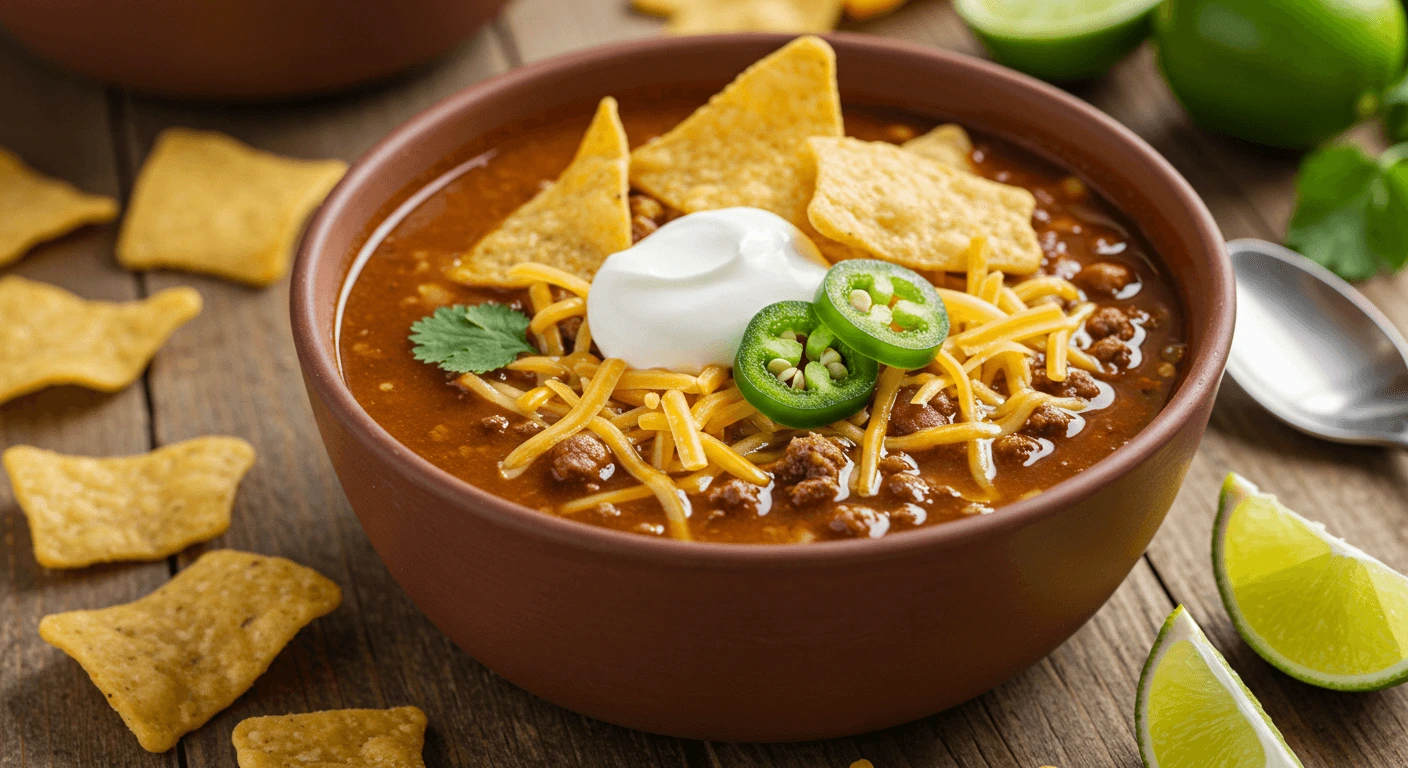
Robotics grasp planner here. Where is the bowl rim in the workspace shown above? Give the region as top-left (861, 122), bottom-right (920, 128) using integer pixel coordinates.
top-left (291, 31), bottom-right (1233, 567)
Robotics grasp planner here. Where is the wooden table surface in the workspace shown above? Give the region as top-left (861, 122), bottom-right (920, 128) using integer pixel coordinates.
top-left (4, 2), bottom-right (1406, 766)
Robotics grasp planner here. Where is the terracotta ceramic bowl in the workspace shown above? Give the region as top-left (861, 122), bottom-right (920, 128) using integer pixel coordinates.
top-left (292, 34), bottom-right (1232, 742)
top-left (0, 0), bottom-right (507, 99)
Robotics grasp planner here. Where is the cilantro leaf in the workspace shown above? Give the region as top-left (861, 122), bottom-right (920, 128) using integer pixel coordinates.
top-left (409, 303), bottom-right (537, 374)
top-left (1285, 143), bottom-right (1408, 281)
top-left (1384, 70), bottom-right (1408, 144)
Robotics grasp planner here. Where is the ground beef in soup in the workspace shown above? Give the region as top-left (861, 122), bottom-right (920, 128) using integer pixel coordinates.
top-left (1086, 307), bottom-right (1135, 340)
top-left (1021, 404), bottom-right (1073, 438)
top-left (994, 433), bottom-right (1042, 463)
top-left (550, 434), bottom-right (613, 483)
top-left (888, 388), bottom-right (956, 435)
top-left (1089, 337), bottom-right (1133, 369)
top-left (772, 433), bottom-right (849, 507)
top-left (830, 504), bottom-right (890, 538)
top-left (883, 472), bottom-right (929, 503)
top-left (1074, 261), bottom-right (1136, 297)
top-left (479, 414), bottom-right (510, 434)
top-left (706, 477), bottom-right (762, 515)
top-left (1032, 367), bottom-right (1102, 400)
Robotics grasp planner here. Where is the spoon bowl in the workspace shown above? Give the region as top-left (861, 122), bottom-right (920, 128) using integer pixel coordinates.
top-left (1227, 238), bottom-right (1408, 448)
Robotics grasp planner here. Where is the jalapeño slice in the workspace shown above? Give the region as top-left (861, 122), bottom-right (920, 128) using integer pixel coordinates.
top-left (734, 301), bottom-right (879, 429)
top-left (814, 259), bottom-right (949, 369)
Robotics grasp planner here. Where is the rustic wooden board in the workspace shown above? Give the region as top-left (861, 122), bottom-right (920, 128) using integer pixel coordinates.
top-left (7, 0), bottom-right (1408, 765)
top-left (0, 36), bottom-right (177, 768)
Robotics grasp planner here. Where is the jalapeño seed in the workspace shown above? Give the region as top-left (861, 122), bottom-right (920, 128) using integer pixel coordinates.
top-left (826, 362), bottom-right (848, 379)
top-left (869, 304), bottom-right (893, 324)
top-left (777, 366), bottom-right (799, 382)
top-left (848, 289), bottom-right (872, 313)
top-left (790, 371), bottom-right (806, 390)
top-left (780, 329), bottom-right (797, 341)
top-left (767, 358), bottom-right (792, 374)
top-left (820, 348), bottom-right (841, 366)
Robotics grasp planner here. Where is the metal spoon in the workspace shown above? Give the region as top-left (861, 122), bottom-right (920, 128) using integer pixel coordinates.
top-left (1226, 238), bottom-right (1408, 448)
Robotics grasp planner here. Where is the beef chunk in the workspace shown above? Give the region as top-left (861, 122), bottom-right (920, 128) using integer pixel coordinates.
top-left (558, 315), bottom-right (583, 341)
top-left (630, 194), bottom-right (666, 242)
top-left (994, 433), bottom-right (1042, 463)
top-left (1074, 262), bottom-right (1136, 298)
top-left (787, 477), bottom-right (840, 507)
top-left (772, 433), bottom-right (850, 507)
top-left (773, 433), bottom-right (849, 483)
top-left (706, 478), bottom-right (762, 515)
top-left (479, 415), bottom-right (510, 434)
top-left (1089, 336), bottom-right (1133, 369)
top-left (888, 388), bottom-right (955, 436)
top-left (1086, 306), bottom-right (1134, 340)
top-left (631, 215), bottom-right (659, 242)
top-left (829, 504), bottom-right (890, 538)
top-left (878, 452), bottom-right (916, 476)
top-left (1021, 404), bottom-right (1073, 438)
top-left (549, 433), bottom-right (613, 483)
top-left (883, 473), bottom-right (929, 503)
top-left (511, 420), bottom-right (545, 438)
top-left (1032, 367), bottom-right (1102, 400)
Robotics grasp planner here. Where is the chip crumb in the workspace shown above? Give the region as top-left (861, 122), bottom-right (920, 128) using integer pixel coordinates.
top-left (3, 437), bottom-right (255, 569)
top-left (447, 97), bottom-right (631, 287)
top-left (807, 136), bottom-right (1042, 274)
top-left (629, 36), bottom-right (844, 259)
top-left (38, 550), bottom-right (341, 752)
top-left (0, 147), bottom-right (119, 268)
top-left (117, 128), bottom-right (346, 287)
top-left (232, 706), bottom-right (428, 768)
top-left (0, 276), bottom-right (202, 405)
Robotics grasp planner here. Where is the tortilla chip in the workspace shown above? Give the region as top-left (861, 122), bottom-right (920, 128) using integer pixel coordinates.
top-left (446, 98), bottom-right (631, 287)
top-left (117, 128), bottom-right (346, 287)
top-left (232, 707), bottom-right (428, 768)
top-left (807, 136), bottom-right (1042, 274)
top-left (0, 276), bottom-right (202, 405)
top-left (38, 550), bottom-right (341, 753)
top-left (630, 36), bottom-right (842, 234)
top-left (0, 147), bottom-right (118, 268)
top-left (903, 124), bottom-right (975, 172)
top-left (4, 437), bottom-right (256, 569)
top-left (632, 0), bottom-right (680, 16)
top-left (667, 0), bottom-right (844, 33)
top-left (844, 0), bottom-right (907, 19)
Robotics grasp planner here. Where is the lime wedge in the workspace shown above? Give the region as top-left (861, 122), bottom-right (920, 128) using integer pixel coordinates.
top-left (953, 0), bottom-right (1160, 81)
top-left (1136, 605), bottom-right (1303, 768)
top-left (1214, 473), bottom-right (1408, 691)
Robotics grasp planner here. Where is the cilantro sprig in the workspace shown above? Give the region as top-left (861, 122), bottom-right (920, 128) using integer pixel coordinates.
top-left (1285, 142), bottom-right (1408, 281)
top-left (1384, 70), bottom-right (1408, 144)
top-left (410, 303), bottom-right (538, 374)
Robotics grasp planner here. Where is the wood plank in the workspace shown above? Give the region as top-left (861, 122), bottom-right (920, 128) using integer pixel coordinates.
top-left (114, 28), bottom-right (690, 767)
top-left (0, 36), bottom-right (178, 768)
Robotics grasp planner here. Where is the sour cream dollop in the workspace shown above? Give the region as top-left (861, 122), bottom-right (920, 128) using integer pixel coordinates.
top-left (587, 207), bottom-right (827, 373)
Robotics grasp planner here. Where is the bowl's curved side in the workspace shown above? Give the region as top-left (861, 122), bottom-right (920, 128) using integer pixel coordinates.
top-left (0, 0), bottom-right (506, 99)
top-left (292, 34), bottom-right (1231, 740)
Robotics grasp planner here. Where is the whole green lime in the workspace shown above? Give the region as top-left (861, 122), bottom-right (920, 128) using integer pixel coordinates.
top-left (1153, 0), bottom-right (1407, 149)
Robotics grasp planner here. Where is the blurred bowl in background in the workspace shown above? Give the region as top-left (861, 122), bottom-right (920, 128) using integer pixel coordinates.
top-left (0, 0), bottom-right (509, 100)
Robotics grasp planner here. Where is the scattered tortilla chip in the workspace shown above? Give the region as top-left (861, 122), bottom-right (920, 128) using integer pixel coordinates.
top-left (667, 0), bottom-right (844, 34)
top-left (807, 136), bottom-right (1042, 274)
top-left (0, 147), bottom-right (119, 268)
top-left (903, 124), bottom-right (975, 172)
top-left (0, 276), bottom-right (202, 405)
top-left (446, 98), bottom-right (631, 287)
top-left (630, 36), bottom-right (842, 235)
top-left (116, 128), bottom-right (346, 287)
top-left (232, 707), bottom-right (428, 768)
top-left (4, 437), bottom-right (256, 569)
top-left (632, 0), bottom-right (680, 16)
top-left (844, 0), bottom-right (907, 20)
top-left (38, 550), bottom-right (341, 752)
